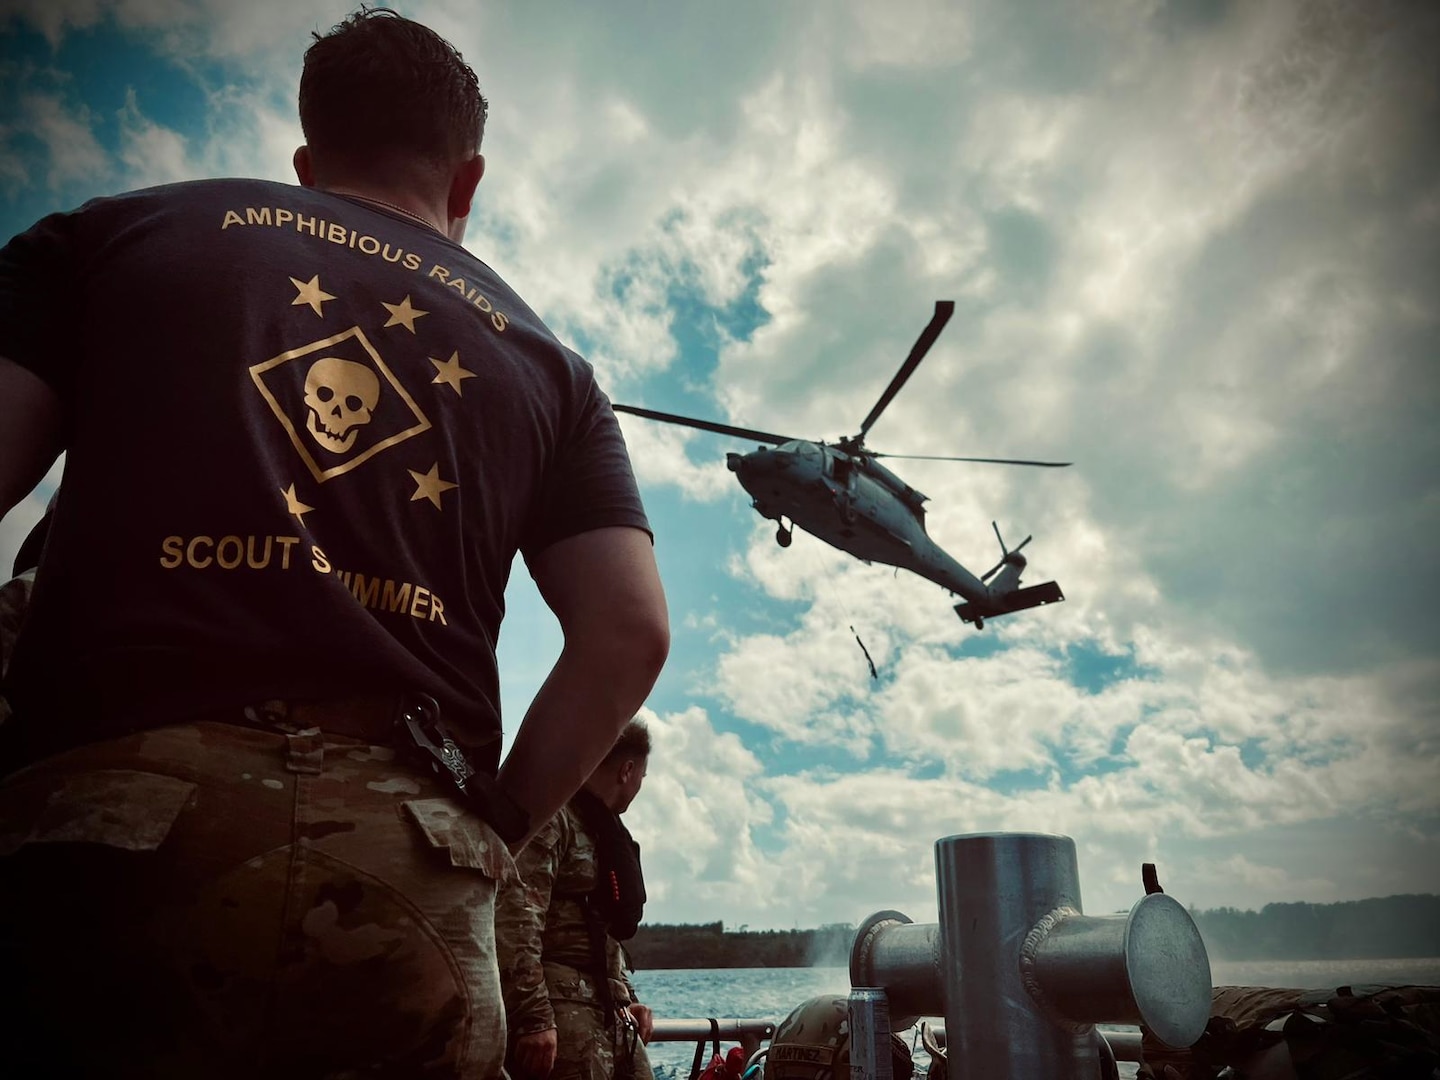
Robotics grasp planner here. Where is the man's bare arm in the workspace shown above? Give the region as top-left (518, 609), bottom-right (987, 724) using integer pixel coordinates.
top-left (498, 525), bottom-right (668, 849)
top-left (0, 357), bottom-right (63, 517)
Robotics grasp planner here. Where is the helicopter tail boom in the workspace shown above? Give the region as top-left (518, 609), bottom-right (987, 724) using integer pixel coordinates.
top-left (954, 580), bottom-right (1065, 628)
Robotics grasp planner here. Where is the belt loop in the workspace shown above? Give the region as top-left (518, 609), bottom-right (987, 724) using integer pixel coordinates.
top-left (283, 726), bottom-right (325, 775)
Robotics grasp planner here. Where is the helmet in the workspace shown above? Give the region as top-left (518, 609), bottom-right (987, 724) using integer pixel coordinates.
top-left (767, 994), bottom-right (913, 1080)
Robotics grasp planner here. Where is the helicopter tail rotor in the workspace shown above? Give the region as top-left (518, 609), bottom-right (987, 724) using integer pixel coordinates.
top-left (957, 520), bottom-right (1062, 628)
top-left (981, 521), bottom-right (1033, 585)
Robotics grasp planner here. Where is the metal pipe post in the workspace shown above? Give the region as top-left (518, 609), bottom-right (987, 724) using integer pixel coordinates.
top-left (1022, 892), bottom-right (1211, 1048)
top-left (849, 910), bottom-right (943, 1028)
top-left (936, 832), bottom-right (1096, 1077)
top-left (848, 987), bottom-right (894, 1080)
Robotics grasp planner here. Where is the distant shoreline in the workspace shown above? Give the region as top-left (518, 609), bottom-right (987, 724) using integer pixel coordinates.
top-left (628, 895), bottom-right (1440, 970)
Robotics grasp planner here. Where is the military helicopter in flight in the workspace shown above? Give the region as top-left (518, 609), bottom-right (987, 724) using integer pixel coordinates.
top-left (614, 301), bottom-right (1070, 629)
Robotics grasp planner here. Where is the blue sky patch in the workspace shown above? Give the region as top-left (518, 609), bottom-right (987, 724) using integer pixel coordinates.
top-left (1063, 641), bottom-right (1152, 695)
top-left (1, 19), bottom-right (227, 239)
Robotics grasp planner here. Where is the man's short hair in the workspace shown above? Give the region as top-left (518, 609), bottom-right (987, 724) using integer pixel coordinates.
top-left (607, 719), bottom-right (650, 762)
top-left (299, 7), bottom-right (487, 179)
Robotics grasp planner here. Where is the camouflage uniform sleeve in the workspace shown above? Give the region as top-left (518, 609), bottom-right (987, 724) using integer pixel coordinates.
top-left (0, 569), bottom-right (35, 674)
top-left (620, 969), bottom-right (640, 1009)
top-left (606, 936), bottom-right (639, 1008)
top-left (496, 813), bottom-right (566, 1035)
top-left (0, 569), bottom-right (36, 727)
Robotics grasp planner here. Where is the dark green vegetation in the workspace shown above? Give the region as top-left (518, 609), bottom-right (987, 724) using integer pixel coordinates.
top-left (1193, 894), bottom-right (1440, 961)
top-left (628, 922), bottom-right (854, 970)
top-left (629, 896), bottom-right (1440, 969)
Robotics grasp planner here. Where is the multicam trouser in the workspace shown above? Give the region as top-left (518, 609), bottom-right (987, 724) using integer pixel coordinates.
top-left (0, 568), bottom-right (35, 726)
top-left (0, 718), bottom-right (516, 1078)
top-left (545, 963), bottom-right (654, 1080)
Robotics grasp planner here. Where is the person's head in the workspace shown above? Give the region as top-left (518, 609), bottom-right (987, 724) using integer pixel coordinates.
top-left (584, 719), bottom-right (651, 814)
top-left (768, 995), bottom-right (914, 1080)
top-left (294, 7), bottom-right (486, 235)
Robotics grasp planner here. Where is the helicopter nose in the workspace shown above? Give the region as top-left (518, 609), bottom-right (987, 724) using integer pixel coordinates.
top-left (730, 448), bottom-right (781, 477)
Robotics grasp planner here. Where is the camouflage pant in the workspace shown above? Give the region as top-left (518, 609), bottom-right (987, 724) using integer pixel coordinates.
top-left (0, 719), bottom-right (516, 1078)
top-left (550, 997), bottom-right (655, 1080)
top-left (0, 569), bottom-right (35, 726)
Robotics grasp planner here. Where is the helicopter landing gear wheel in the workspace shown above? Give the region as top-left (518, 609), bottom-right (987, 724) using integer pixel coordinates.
top-left (776, 523), bottom-right (793, 548)
top-left (839, 500), bottom-right (857, 525)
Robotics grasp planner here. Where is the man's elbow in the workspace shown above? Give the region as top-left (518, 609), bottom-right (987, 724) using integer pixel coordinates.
top-left (641, 615), bottom-right (671, 681)
top-left (584, 604), bottom-right (670, 708)
top-left (612, 606), bottom-right (670, 686)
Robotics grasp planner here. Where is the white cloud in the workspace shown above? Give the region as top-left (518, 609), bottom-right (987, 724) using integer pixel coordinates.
top-left (115, 89), bottom-right (191, 187)
top-left (2, 0), bottom-right (333, 56)
top-left (838, 0), bottom-right (974, 72)
top-left (1187, 853), bottom-right (1335, 902)
top-left (625, 706), bottom-right (777, 920)
top-left (615, 417), bottom-right (738, 502)
top-left (20, 94), bottom-right (108, 189)
top-left (1, 0), bottom-right (1435, 933)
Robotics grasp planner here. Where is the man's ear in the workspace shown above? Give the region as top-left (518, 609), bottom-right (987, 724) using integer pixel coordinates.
top-left (618, 758), bottom-right (635, 785)
top-left (293, 146), bottom-right (315, 187)
top-left (447, 154), bottom-right (485, 220)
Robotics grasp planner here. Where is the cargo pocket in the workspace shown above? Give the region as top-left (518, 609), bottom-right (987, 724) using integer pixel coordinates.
top-left (400, 796), bottom-right (516, 1074)
top-left (402, 796), bottom-right (518, 885)
top-left (0, 768), bottom-right (198, 856)
top-left (545, 966), bottom-right (604, 1006)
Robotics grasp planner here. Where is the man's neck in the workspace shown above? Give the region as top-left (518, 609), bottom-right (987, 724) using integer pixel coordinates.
top-left (580, 778), bottom-right (619, 814)
top-left (322, 183), bottom-right (446, 236)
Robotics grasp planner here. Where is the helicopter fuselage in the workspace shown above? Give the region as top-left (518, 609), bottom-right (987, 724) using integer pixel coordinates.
top-left (727, 440), bottom-right (993, 605)
top-left (614, 300), bottom-right (1066, 628)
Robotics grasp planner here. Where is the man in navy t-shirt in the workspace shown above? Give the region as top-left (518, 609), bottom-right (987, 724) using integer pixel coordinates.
top-left (0, 10), bottom-right (668, 1076)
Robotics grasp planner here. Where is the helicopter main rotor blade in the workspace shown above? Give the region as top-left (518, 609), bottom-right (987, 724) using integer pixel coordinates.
top-left (870, 451), bottom-right (1072, 467)
top-left (612, 404), bottom-right (798, 446)
top-left (857, 300), bottom-right (956, 441)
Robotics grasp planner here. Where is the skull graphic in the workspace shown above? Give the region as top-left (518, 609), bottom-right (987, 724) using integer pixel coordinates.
top-left (303, 357), bottom-right (381, 454)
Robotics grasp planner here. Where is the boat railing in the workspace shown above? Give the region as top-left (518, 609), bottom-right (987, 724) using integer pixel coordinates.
top-left (648, 1018), bottom-right (776, 1042)
top-left (644, 1016), bottom-right (1146, 1063)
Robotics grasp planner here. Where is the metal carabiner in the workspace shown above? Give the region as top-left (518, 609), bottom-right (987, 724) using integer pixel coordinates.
top-left (394, 692), bottom-right (531, 845)
top-left (397, 693), bottom-right (476, 794)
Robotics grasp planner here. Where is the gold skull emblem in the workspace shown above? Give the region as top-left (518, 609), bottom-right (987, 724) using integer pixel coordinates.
top-left (302, 357), bottom-right (381, 454)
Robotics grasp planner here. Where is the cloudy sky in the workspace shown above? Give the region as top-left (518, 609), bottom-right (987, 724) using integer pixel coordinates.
top-left (2, 0), bottom-right (1437, 931)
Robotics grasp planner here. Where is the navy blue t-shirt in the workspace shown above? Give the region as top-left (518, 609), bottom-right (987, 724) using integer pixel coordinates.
top-left (0, 178), bottom-right (650, 750)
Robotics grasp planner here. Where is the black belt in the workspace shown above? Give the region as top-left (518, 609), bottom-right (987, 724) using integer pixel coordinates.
top-left (242, 692), bottom-right (529, 846)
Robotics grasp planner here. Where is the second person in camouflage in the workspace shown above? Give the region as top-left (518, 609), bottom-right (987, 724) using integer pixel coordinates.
top-left (499, 719), bottom-right (655, 1080)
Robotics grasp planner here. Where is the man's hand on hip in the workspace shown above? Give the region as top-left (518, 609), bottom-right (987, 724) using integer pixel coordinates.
top-left (512, 1027), bottom-right (558, 1078)
top-left (626, 1002), bottom-right (655, 1044)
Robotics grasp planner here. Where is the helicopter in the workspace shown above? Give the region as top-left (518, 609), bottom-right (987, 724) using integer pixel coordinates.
top-left (614, 301), bottom-right (1070, 629)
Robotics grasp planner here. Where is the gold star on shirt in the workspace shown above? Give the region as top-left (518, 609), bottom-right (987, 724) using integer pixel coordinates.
top-left (281, 483), bottom-right (315, 522)
top-left (408, 463), bottom-right (458, 509)
top-left (382, 295), bottom-right (429, 333)
top-left (430, 351), bottom-right (476, 396)
top-left (289, 274), bottom-right (336, 317)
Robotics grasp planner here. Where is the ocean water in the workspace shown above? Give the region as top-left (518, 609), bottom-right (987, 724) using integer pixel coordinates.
top-left (630, 959), bottom-right (1440, 1079)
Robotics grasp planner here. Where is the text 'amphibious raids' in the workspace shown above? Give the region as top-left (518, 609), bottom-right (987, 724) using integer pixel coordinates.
top-left (221, 204), bottom-right (510, 331)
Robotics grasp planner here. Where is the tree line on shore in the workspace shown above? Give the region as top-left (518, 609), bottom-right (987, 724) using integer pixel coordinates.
top-left (1193, 894), bottom-right (1439, 960)
top-left (627, 894), bottom-right (1440, 969)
